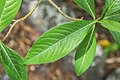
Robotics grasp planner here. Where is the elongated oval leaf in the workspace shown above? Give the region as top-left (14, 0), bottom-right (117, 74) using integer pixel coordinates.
top-left (0, 42), bottom-right (27, 80)
top-left (74, 29), bottom-right (96, 76)
top-left (74, 0), bottom-right (95, 19)
top-left (101, 0), bottom-right (120, 47)
top-left (99, 20), bottom-right (120, 46)
top-left (0, 0), bottom-right (22, 32)
top-left (99, 20), bottom-right (120, 32)
top-left (102, 0), bottom-right (120, 21)
top-left (24, 20), bottom-right (96, 64)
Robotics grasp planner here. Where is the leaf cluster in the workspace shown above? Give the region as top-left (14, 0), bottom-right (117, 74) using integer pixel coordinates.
top-left (0, 0), bottom-right (120, 79)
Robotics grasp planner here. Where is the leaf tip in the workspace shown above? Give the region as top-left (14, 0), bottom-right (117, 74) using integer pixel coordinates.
top-left (75, 68), bottom-right (83, 76)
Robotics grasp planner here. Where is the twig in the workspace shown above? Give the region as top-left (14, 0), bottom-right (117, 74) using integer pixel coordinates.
top-left (48, 0), bottom-right (82, 21)
top-left (12, 20), bottom-right (17, 22)
top-left (2, 0), bottom-right (43, 41)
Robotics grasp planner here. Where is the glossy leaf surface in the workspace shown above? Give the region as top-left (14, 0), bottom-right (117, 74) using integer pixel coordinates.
top-left (0, 42), bottom-right (27, 80)
top-left (0, 0), bottom-right (22, 32)
top-left (24, 20), bottom-right (96, 64)
top-left (74, 0), bottom-right (95, 19)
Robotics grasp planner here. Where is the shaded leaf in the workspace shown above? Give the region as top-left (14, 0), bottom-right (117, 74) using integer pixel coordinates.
top-left (0, 0), bottom-right (22, 32)
top-left (74, 0), bottom-right (95, 19)
top-left (24, 20), bottom-right (96, 64)
top-left (0, 42), bottom-right (27, 80)
top-left (74, 28), bottom-right (96, 76)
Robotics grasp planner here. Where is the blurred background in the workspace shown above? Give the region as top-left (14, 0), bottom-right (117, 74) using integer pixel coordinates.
top-left (0, 0), bottom-right (120, 80)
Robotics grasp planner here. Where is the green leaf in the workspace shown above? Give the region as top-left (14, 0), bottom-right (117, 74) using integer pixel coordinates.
top-left (102, 0), bottom-right (120, 46)
top-left (74, 28), bottom-right (96, 76)
top-left (110, 31), bottom-right (120, 46)
top-left (102, 0), bottom-right (120, 21)
top-left (99, 20), bottom-right (120, 32)
top-left (99, 20), bottom-right (120, 46)
top-left (24, 20), bottom-right (96, 64)
top-left (74, 0), bottom-right (95, 19)
top-left (0, 0), bottom-right (22, 32)
top-left (0, 42), bottom-right (27, 80)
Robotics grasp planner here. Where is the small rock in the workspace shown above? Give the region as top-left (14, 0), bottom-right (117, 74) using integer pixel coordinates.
top-left (106, 68), bottom-right (120, 80)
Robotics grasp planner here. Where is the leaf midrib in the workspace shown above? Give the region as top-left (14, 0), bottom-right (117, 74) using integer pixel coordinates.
top-left (104, 12), bottom-right (120, 19)
top-left (105, 0), bottom-right (117, 15)
top-left (25, 21), bottom-right (96, 63)
top-left (84, 0), bottom-right (95, 18)
top-left (0, 0), bottom-right (6, 23)
top-left (0, 44), bottom-right (22, 80)
top-left (78, 26), bottom-right (95, 74)
top-left (102, 20), bottom-right (120, 32)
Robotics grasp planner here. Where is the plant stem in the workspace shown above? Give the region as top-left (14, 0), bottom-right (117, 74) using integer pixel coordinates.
top-left (2, 0), bottom-right (43, 41)
top-left (48, 0), bottom-right (82, 21)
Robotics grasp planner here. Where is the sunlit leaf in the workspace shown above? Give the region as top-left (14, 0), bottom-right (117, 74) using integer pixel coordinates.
top-left (74, 0), bottom-right (95, 19)
top-left (24, 20), bottom-right (96, 64)
top-left (99, 20), bottom-right (120, 32)
top-left (0, 0), bottom-right (22, 32)
top-left (102, 0), bottom-right (120, 21)
top-left (99, 20), bottom-right (120, 46)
